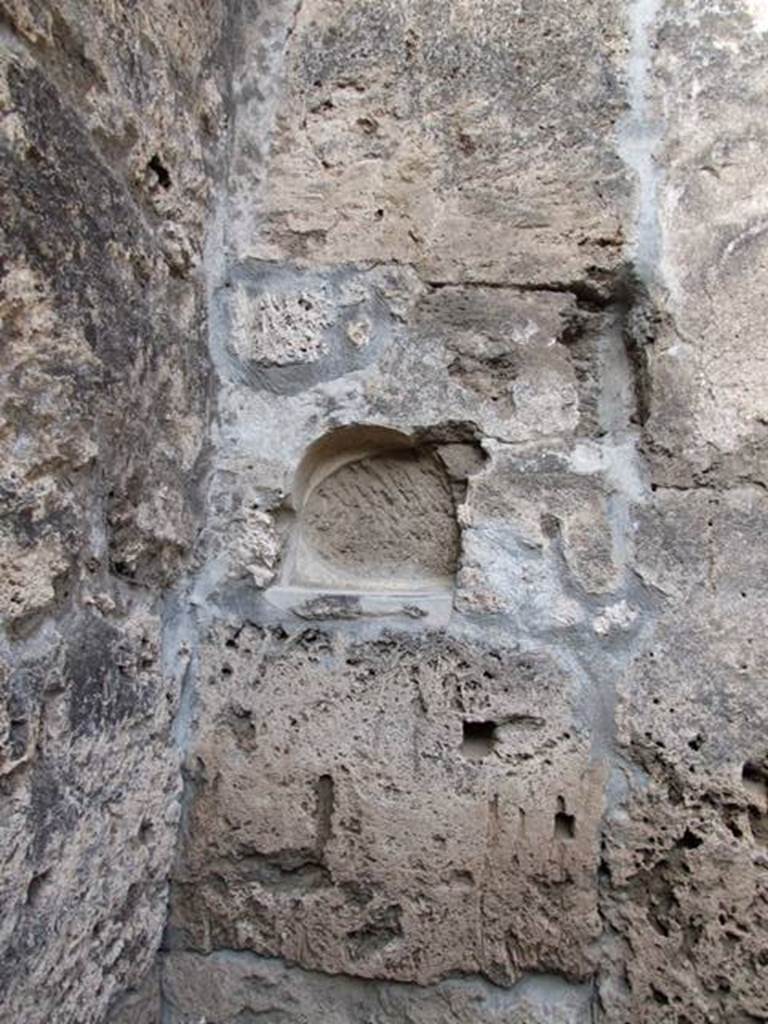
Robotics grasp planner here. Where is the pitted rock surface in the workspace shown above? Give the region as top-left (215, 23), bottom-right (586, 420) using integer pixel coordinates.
top-left (2, 1), bottom-right (767, 1023)
top-left (167, 628), bottom-right (602, 986)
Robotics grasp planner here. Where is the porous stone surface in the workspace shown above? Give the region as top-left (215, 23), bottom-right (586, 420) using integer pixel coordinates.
top-left (0, 2), bottom-right (229, 1022)
top-left (167, 628), bottom-right (603, 985)
top-left (588, 3), bottom-right (768, 1019)
top-left (640, 0), bottom-right (768, 489)
top-left (162, 952), bottom-right (594, 1024)
top-left (3, 0), bottom-right (768, 1022)
top-left (230, 0), bottom-right (628, 288)
top-left (596, 486), bottom-right (768, 1022)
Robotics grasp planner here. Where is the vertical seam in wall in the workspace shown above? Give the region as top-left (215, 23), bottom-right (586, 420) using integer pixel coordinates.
top-left (157, 2), bottom-right (245, 1016)
top-left (618, 0), bottom-right (664, 289)
top-left (589, 1), bottom-right (665, 1016)
top-left (159, 1), bottom-right (307, 1016)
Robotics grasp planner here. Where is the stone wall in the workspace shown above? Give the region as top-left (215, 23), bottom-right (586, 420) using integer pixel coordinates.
top-left (2, 2), bottom-right (768, 1023)
top-left (0, 2), bottom-right (229, 1021)
top-left (600, 2), bottom-right (768, 1018)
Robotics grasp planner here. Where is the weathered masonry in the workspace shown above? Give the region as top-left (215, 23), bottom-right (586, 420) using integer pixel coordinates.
top-left (2, 2), bottom-right (768, 1023)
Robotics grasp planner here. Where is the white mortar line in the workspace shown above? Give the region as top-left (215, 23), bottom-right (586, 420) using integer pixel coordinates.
top-left (618, 0), bottom-right (664, 288)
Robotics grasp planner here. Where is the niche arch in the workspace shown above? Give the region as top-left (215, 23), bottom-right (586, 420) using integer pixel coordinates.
top-left (270, 425), bottom-right (460, 619)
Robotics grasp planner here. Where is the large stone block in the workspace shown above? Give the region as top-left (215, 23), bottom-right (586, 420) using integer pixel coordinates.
top-left (231, 0), bottom-right (628, 288)
top-left (162, 952), bottom-right (594, 1024)
top-left (0, 609), bottom-right (179, 1024)
top-left (168, 628), bottom-right (604, 986)
top-left (599, 488), bottom-right (768, 1022)
top-left (640, 0), bottom-right (768, 486)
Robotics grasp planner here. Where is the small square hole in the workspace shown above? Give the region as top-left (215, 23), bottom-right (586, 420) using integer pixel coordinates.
top-left (462, 720), bottom-right (496, 760)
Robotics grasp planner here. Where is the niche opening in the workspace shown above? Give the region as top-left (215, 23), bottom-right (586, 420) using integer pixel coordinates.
top-left (267, 426), bottom-right (460, 622)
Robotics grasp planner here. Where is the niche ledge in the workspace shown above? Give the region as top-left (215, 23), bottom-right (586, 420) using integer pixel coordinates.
top-left (264, 584), bottom-right (453, 626)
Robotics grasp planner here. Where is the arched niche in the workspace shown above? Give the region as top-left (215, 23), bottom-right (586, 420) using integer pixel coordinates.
top-left (268, 426), bottom-right (459, 622)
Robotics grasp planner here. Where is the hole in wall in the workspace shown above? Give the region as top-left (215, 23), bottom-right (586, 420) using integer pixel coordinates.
top-left (8, 713), bottom-right (29, 761)
top-left (651, 986), bottom-right (670, 1006)
top-left (315, 774), bottom-right (335, 853)
top-left (147, 153), bottom-right (171, 189)
top-left (554, 796), bottom-right (575, 840)
top-left (540, 513), bottom-right (561, 539)
top-left (138, 820), bottom-right (154, 844)
top-left (726, 818), bottom-right (744, 840)
top-left (679, 828), bottom-right (703, 850)
top-left (461, 720), bottom-right (496, 760)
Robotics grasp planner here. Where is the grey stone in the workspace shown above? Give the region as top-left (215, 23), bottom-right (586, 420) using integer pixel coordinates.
top-left (0, 1), bottom-right (228, 1021)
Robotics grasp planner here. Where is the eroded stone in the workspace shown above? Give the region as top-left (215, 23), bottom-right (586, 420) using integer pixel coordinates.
top-left (167, 628), bottom-right (604, 987)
